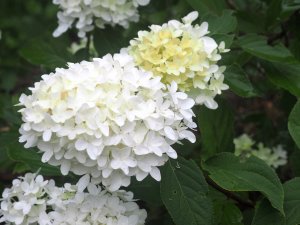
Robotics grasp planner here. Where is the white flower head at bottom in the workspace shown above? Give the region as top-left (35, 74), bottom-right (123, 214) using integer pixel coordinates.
top-left (0, 173), bottom-right (147, 225)
top-left (44, 175), bottom-right (147, 225)
top-left (18, 51), bottom-right (197, 191)
top-left (0, 173), bottom-right (49, 225)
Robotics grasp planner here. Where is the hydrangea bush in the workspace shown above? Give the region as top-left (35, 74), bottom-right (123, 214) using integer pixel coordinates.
top-left (1, 1), bottom-right (300, 225)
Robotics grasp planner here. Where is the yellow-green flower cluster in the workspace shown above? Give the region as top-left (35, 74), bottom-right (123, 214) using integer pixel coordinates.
top-left (128, 11), bottom-right (229, 109)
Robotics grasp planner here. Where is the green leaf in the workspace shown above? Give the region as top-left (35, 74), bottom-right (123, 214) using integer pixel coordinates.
top-left (212, 34), bottom-right (234, 48)
top-left (251, 199), bottom-right (285, 225)
top-left (73, 48), bottom-right (90, 62)
top-left (93, 27), bottom-right (127, 57)
top-left (5, 132), bottom-right (61, 176)
top-left (235, 11), bottom-right (266, 33)
top-left (238, 34), bottom-right (296, 63)
top-left (282, 0), bottom-right (300, 13)
top-left (288, 100), bottom-right (300, 148)
top-left (213, 202), bottom-right (243, 225)
top-left (265, 0), bottom-right (283, 28)
top-left (290, 149), bottom-right (300, 177)
top-left (19, 38), bottom-right (72, 69)
top-left (263, 62), bottom-right (300, 97)
top-left (225, 64), bottom-right (258, 97)
top-left (203, 152), bottom-right (284, 214)
top-left (126, 176), bottom-right (162, 206)
top-left (284, 178), bottom-right (300, 225)
top-left (202, 10), bottom-right (237, 34)
top-left (161, 157), bottom-right (213, 225)
top-left (196, 98), bottom-right (234, 160)
top-left (185, 0), bottom-right (226, 15)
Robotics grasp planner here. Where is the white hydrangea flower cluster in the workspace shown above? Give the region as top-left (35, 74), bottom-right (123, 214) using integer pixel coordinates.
top-left (128, 11), bottom-right (229, 109)
top-left (0, 173), bottom-right (147, 225)
top-left (53, 0), bottom-right (150, 38)
top-left (18, 52), bottom-right (196, 191)
top-left (0, 173), bottom-right (48, 225)
top-left (234, 134), bottom-right (288, 168)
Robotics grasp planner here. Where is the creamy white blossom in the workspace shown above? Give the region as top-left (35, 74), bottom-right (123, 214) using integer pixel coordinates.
top-left (0, 173), bottom-right (49, 225)
top-left (18, 51), bottom-right (196, 191)
top-left (234, 134), bottom-right (288, 168)
top-left (128, 11), bottom-right (229, 109)
top-left (0, 173), bottom-right (147, 225)
top-left (45, 175), bottom-right (147, 225)
top-left (53, 0), bottom-right (150, 38)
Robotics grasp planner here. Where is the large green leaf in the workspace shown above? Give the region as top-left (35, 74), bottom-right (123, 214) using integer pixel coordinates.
top-left (284, 178), bottom-right (300, 225)
top-left (202, 10), bottom-right (237, 35)
top-left (161, 157), bottom-right (213, 225)
top-left (238, 34), bottom-right (296, 63)
top-left (288, 100), bottom-right (300, 148)
top-left (185, 0), bottom-right (226, 15)
top-left (263, 62), bottom-right (300, 97)
top-left (251, 199), bottom-right (285, 225)
top-left (126, 176), bottom-right (162, 206)
top-left (203, 152), bottom-right (284, 214)
top-left (235, 11), bottom-right (266, 33)
top-left (19, 38), bottom-right (72, 69)
top-left (225, 64), bottom-right (258, 97)
top-left (196, 98), bottom-right (234, 160)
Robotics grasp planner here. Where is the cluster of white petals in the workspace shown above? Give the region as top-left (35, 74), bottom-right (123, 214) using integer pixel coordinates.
top-left (0, 173), bottom-right (147, 225)
top-left (0, 173), bottom-right (48, 225)
top-left (234, 134), bottom-right (288, 168)
top-left (53, 0), bottom-right (150, 38)
top-left (129, 11), bottom-right (229, 109)
top-left (18, 52), bottom-right (196, 191)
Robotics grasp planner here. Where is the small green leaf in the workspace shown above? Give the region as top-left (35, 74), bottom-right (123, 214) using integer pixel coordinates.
top-left (265, 0), bottom-right (283, 28)
top-left (161, 157), bottom-right (213, 225)
top-left (185, 0), bottom-right (226, 15)
top-left (284, 178), bottom-right (300, 225)
top-left (93, 27), bottom-right (127, 57)
top-left (213, 202), bottom-right (243, 225)
top-left (212, 34), bottom-right (234, 48)
top-left (203, 153), bottom-right (284, 214)
top-left (73, 48), bottom-right (90, 62)
top-left (238, 34), bottom-right (296, 63)
top-left (225, 64), bottom-right (258, 97)
top-left (5, 132), bottom-right (61, 176)
top-left (288, 100), bottom-right (300, 148)
top-left (251, 199), bottom-right (285, 225)
top-left (196, 98), bottom-right (234, 160)
top-left (263, 62), bottom-right (300, 97)
top-left (282, 0), bottom-right (300, 13)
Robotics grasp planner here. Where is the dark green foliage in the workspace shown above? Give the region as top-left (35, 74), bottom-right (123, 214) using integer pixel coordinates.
top-left (1, 0), bottom-right (300, 224)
